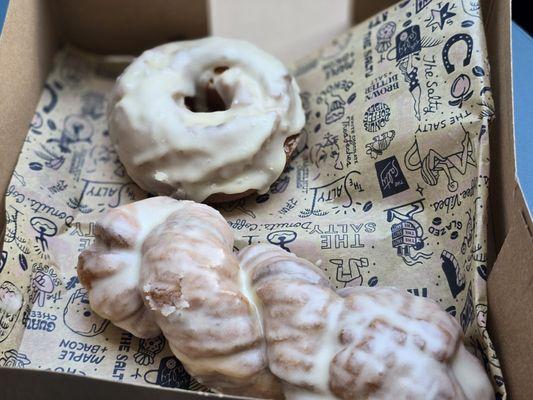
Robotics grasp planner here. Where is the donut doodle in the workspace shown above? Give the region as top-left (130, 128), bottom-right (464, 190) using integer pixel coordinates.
top-left (449, 74), bottom-right (474, 108)
top-left (78, 197), bottom-right (494, 400)
top-left (442, 33), bottom-right (474, 74)
top-left (108, 37), bottom-right (305, 203)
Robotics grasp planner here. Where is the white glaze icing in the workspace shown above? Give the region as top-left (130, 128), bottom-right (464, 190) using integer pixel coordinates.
top-left (239, 244), bottom-right (493, 400)
top-left (77, 196), bottom-right (189, 338)
top-left (108, 37), bottom-right (305, 201)
top-left (452, 346), bottom-right (495, 400)
top-left (78, 197), bottom-right (494, 400)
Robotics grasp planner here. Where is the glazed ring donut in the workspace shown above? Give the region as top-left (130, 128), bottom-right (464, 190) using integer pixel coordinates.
top-left (108, 37), bottom-right (305, 202)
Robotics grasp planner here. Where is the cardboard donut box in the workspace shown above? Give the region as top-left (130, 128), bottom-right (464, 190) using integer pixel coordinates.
top-left (0, 0), bottom-right (531, 399)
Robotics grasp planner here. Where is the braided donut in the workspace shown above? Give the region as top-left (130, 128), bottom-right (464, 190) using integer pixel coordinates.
top-left (239, 245), bottom-right (493, 400)
top-left (78, 197), bottom-right (493, 400)
top-left (108, 37), bottom-right (305, 202)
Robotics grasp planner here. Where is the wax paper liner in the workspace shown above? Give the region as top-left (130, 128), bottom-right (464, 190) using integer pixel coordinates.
top-left (0, 0), bottom-right (505, 397)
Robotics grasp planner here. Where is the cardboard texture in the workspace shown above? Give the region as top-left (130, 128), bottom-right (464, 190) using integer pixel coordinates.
top-left (54, 0), bottom-right (208, 55)
top-left (0, 0), bottom-right (57, 230)
top-left (207, 0), bottom-right (353, 63)
top-left (0, 1), bottom-right (530, 399)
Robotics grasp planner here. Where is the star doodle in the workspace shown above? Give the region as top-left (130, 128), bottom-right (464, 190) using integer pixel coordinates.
top-left (130, 368), bottom-right (142, 379)
top-left (416, 183), bottom-right (425, 196)
top-left (426, 2), bottom-right (456, 31)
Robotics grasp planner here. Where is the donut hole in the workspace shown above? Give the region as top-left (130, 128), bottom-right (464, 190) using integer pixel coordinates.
top-left (183, 66), bottom-right (231, 113)
top-left (184, 88), bottom-right (228, 113)
top-left (214, 66), bottom-right (229, 74)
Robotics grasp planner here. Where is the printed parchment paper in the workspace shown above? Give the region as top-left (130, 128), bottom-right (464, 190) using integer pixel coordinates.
top-left (0, 0), bottom-right (504, 397)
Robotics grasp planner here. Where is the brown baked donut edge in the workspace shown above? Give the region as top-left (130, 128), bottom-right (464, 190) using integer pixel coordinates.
top-left (206, 134), bottom-right (301, 204)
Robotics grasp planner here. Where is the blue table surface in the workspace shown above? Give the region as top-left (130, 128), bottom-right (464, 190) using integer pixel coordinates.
top-left (0, 2), bottom-right (531, 210)
top-left (512, 24), bottom-right (533, 212)
top-left (0, 0), bottom-right (7, 34)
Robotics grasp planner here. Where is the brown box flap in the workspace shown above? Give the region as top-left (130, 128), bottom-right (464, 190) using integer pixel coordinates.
top-left (55, 0), bottom-right (208, 55)
top-left (208, 0), bottom-right (352, 62)
top-left (488, 183), bottom-right (533, 400)
top-left (0, 367), bottom-right (251, 400)
top-left (0, 0), bottom-right (58, 229)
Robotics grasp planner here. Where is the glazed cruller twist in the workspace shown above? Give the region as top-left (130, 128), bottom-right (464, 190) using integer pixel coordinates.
top-left (78, 197), bottom-right (493, 400)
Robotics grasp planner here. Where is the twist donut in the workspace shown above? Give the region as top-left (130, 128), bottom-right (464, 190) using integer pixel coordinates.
top-left (78, 197), bottom-right (493, 400)
top-left (108, 37), bottom-right (305, 202)
top-left (78, 197), bottom-right (282, 398)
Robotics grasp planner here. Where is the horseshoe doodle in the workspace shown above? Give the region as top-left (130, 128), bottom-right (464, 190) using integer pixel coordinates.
top-left (442, 33), bottom-right (473, 74)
